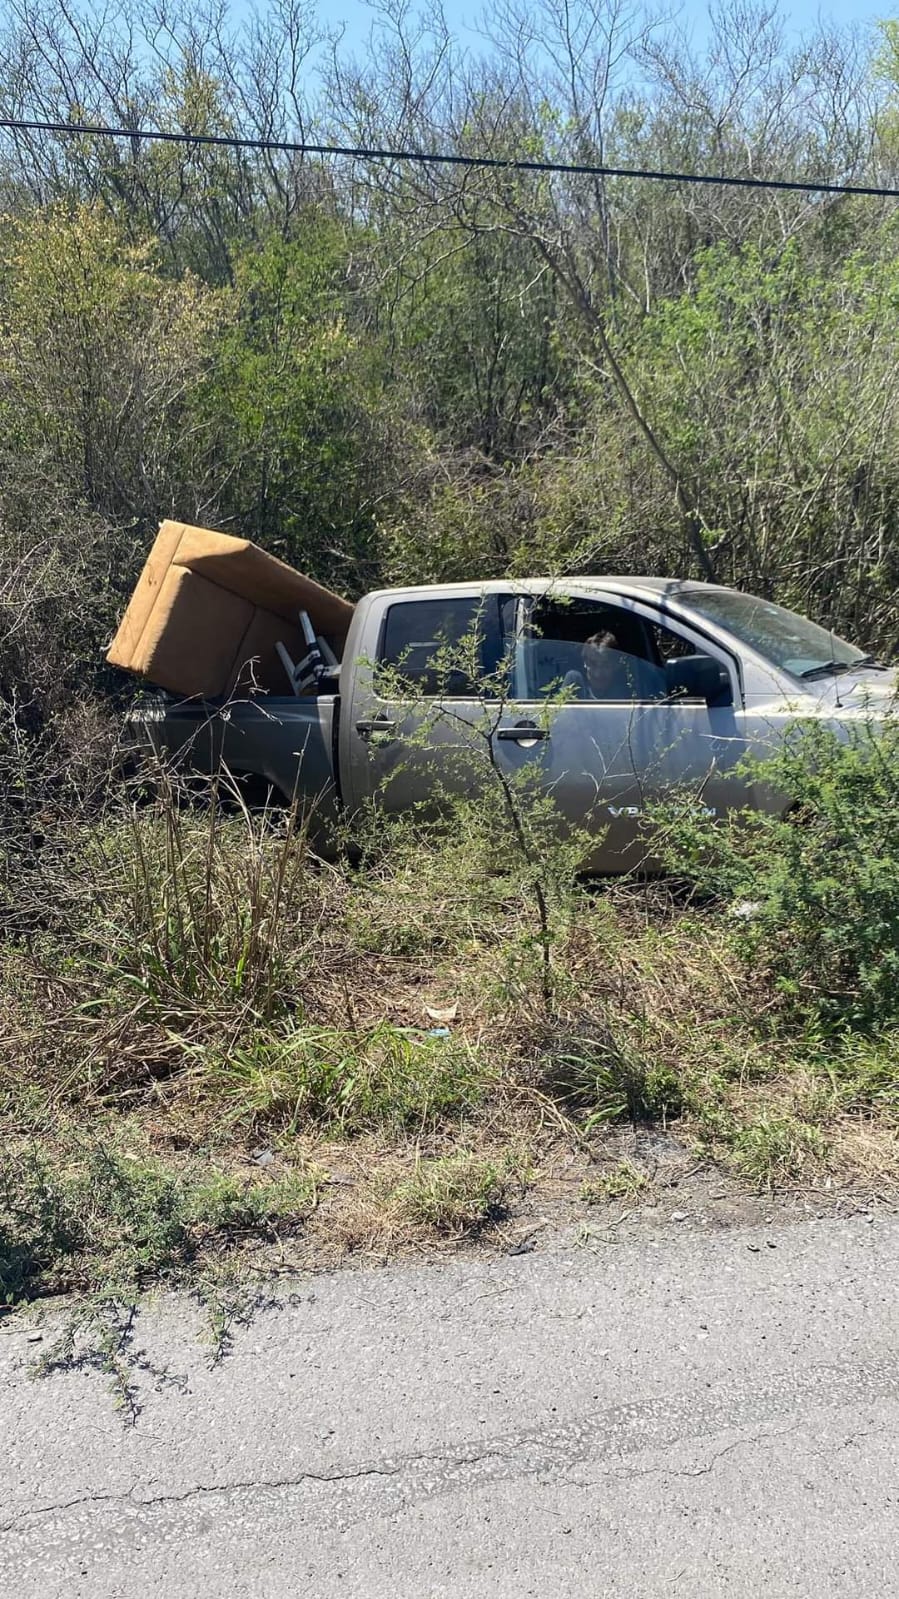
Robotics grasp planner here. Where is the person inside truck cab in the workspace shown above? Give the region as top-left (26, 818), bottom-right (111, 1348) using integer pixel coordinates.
top-left (529, 601), bottom-right (671, 702)
top-left (581, 630), bottom-right (626, 697)
top-left (574, 630), bottom-right (667, 701)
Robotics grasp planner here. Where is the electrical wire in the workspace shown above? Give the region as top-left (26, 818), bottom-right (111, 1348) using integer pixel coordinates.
top-left (0, 115), bottom-right (897, 198)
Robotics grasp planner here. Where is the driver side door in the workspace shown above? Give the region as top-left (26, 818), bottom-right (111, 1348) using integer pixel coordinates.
top-left (491, 591), bottom-right (749, 870)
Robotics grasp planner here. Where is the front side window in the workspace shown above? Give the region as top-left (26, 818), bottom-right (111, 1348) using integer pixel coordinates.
top-left (521, 598), bottom-right (670, 702)
top-left (377, 595), bottom-right (510, 698)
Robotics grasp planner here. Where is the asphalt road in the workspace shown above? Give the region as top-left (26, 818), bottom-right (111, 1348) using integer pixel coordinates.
top-left (1, 1209), bottom-right (897, 1597)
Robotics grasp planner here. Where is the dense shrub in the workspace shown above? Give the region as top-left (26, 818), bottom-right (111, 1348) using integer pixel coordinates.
top-left (660, 719), bottom-right (899, 1031)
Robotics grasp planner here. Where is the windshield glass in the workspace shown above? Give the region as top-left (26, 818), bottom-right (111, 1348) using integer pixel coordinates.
top-left (679, 589), bottom-right (866, 678)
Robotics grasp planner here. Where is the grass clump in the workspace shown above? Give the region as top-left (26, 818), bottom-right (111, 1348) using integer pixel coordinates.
top-left (539, 1015), bottom-right (684, 1130)
top-left (580, 1159), bottom-right (649, 1204)
top-left (814, 1032), bottom-right (899, 1121)
top-left (730, 1117), bottom-right (829, 1191)
top-left (200, 1021), bottom-right (486, 1136)
top-left (82, 786), bottom-right (320, 1023)
top-left (389, 1153), bottom-right (508, 1235)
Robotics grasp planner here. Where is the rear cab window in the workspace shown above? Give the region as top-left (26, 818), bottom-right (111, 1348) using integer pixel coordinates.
top-left (376, 594), bottom-right (512, 698)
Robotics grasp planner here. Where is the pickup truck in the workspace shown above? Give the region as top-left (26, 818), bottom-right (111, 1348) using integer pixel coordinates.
top-left (131, 576), bottom-right (896, 871)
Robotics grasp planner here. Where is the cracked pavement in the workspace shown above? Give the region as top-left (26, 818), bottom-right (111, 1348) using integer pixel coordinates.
top-left (1, 1210), bottom-right (898, 1596)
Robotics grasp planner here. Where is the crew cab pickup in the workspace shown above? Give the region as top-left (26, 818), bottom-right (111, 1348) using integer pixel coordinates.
top-left (131, 577), bottom-right (896, 871)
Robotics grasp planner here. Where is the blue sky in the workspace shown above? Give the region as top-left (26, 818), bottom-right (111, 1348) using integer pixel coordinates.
top-left (777, 0), bottom-right (892, 26)
top-left (324, 0), bottom-right (893, 52)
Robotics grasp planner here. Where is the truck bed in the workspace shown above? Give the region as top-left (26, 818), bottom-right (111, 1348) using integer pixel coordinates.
top-left (132, 691), bottom-right (341, 836)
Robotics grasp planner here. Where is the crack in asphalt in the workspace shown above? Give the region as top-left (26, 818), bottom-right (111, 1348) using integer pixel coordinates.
top-left (4, 1354), bottom-right (899, 1545)
top-left (559, 1421), bottom-right (802, 1490)
top-left (0, 1453), bottom-right (500, 1536)
top-left (0, 1490), bottom-right (131, 1537)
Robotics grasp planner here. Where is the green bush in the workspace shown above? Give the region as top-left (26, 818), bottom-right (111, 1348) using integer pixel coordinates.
top-left (660, 719), bottom-right (899, 1032)
top-left (0, 1146), bottom-right (317, 1304)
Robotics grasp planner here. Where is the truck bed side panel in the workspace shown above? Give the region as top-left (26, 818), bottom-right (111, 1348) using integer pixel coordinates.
top-left (133, 695), bottom-right (340, 843)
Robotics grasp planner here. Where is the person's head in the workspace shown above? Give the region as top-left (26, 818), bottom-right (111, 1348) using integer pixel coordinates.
top-left (582, 629), bottom-right (622, 695)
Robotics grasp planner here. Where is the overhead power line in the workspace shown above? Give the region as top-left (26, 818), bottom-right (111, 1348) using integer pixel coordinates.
top-left (0, 115), bottom-right (897, 198)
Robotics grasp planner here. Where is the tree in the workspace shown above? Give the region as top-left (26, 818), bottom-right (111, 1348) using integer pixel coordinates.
top-left (195, 221), bottom-right (405, 589)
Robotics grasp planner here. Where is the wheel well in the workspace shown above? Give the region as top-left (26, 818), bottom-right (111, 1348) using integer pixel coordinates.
top-left (224, 770), bottom-right (290, 811)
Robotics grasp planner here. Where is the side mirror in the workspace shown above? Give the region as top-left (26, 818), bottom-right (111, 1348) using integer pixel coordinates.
top-left (665, 654), bottom-right (733, 707)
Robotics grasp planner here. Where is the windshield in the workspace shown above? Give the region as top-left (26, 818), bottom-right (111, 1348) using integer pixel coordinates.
top-left (678, 589), bottom-right (867, 679)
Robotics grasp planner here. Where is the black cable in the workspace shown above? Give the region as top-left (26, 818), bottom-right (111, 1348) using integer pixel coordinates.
top-left (0, 115), bottom-right (897, 198)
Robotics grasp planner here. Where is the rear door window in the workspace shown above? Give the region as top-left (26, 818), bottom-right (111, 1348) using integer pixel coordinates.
top-left (376, 595), bottom-right (511, 698)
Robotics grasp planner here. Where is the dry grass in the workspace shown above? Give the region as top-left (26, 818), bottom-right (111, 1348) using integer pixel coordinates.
top-left (2, 779), bottom-right (898, 1309)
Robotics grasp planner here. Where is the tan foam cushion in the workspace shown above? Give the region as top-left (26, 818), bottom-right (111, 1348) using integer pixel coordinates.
top-left (106, 519), bottom-right (354, 698)
top-left (107, 520), bottom-right (186, 668)
top-left (171, 524), bottom-right (354, 640)
top-left (125, 567), bottom-right (254, 699)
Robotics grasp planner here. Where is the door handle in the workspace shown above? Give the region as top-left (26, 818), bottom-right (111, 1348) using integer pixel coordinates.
top-left (355, 717), bottom-right (397, 739)
top-left (496, 722), bottom-right (549, 743)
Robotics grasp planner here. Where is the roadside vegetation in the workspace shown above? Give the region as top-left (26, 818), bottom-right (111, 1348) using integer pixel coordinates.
top-left (2, 0), bottom-right (899, 1312)
top-left (4, 718), bottom-right (899, 1311)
